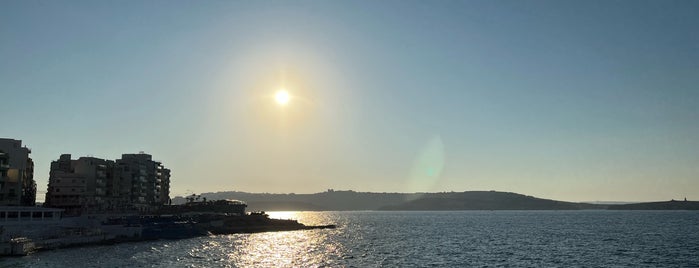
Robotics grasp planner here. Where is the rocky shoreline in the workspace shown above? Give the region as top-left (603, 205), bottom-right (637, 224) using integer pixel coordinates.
top-left (3, 213), bottom-right (336, 256)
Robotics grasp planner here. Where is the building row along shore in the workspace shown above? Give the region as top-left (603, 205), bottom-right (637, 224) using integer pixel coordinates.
top-left (0, 138), bottom-right (330, 257)
top-left (1, 138), bottom-right (171, 216)
top-left (1, 138), bottom-right (173, 255)
top-left (46, 153), bottom-right (171, 215)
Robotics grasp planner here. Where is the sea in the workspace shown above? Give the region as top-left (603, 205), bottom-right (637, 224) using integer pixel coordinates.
top-left (3, 211), bottom-right (698, 267)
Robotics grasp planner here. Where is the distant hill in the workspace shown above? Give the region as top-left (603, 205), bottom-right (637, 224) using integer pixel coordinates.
top-left (172, 190), bottom-right (698, 211)
top-left (240, 201), bottom-right (326, 212)
top-left (173, 190), bottom-right (412, 211)
top-left (378, 191), bottom-right (603, 210)
top-left (607, 200), bottom-right (699, 210)
top-left (173, 190), bottom-right (604, 211)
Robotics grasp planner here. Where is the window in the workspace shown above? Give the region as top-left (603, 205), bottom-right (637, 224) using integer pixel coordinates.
top-left (32, 212), bottom-right (42, 218)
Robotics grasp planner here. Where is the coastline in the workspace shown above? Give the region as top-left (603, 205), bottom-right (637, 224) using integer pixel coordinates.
top-left (1, 211), bottom-right (335, 256)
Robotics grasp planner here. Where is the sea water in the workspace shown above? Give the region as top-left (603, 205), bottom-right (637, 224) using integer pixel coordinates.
top-left (5, 211), bottom-right (699, 267)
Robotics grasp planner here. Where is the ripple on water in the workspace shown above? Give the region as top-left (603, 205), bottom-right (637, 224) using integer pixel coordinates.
top-left (5, 211), bottom-right (699, 267)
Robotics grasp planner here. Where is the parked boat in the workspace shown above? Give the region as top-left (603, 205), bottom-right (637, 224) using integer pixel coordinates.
top-left (0, 237), bottom-right (36, 256)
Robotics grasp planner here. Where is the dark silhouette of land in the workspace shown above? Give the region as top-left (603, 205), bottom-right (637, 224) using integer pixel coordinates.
top-left (607, 200), bottom-right (699, 210)
top-left (173, 190), bottom-right (698, 211)
top-left (378, 191), bottom-right (603, 210)
top-left (173, 190), bottom-right (409, 210)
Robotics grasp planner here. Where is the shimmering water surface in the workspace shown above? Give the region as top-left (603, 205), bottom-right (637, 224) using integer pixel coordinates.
top-left (5, 211), bottom-right (699, 267)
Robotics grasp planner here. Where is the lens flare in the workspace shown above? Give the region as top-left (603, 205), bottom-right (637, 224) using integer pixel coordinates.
top-left (408, 135), bottom-right (445, 192)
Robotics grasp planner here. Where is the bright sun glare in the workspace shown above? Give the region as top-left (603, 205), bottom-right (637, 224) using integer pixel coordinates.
top-left (275, 89), bottom-right (290, 105)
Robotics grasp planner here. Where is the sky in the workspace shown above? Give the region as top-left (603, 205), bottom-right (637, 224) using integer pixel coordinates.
top-left (1, 0), bottom-right (698, 202)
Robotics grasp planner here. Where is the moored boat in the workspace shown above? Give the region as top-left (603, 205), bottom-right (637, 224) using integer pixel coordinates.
top-left (0, 237), bottom-right (36, 256)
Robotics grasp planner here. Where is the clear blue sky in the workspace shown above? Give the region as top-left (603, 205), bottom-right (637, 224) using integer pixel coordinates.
top-left (2, 0), bottom-right (698, 202)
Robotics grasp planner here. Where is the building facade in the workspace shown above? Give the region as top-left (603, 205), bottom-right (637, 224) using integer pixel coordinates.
top-left (45, 152), bottom-right (170, 215)
top-left (115, 153), bottom-right (171, 212)
top-left (0, 139), bottom-right (36, 206)
top-left (44, 154), bottom-right (114, 215)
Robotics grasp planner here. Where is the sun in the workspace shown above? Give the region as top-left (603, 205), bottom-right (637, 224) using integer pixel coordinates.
top-left (275, 89), bottom-right (290, 105)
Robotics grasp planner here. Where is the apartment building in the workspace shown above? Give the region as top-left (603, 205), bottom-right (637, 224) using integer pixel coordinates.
top-left (0, 138), bottom-right (36, 206)
top-left (45, 154), bottom-right (114, 215)
top-left (115, 153), bottom-right (171, 212)
top-left (45, 152), bottom-right (170, 215)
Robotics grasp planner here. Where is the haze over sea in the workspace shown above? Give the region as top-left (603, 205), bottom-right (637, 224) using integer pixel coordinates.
top-left (7, 211), bottom-right (698, 267)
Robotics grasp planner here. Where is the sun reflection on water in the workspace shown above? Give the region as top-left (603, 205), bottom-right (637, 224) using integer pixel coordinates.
top-left (190, 212), bottom-right (346, 267)
top-left (224, 211), bottom-right (343, 267)
top-left (266, 211), bottom-right (299, 220)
